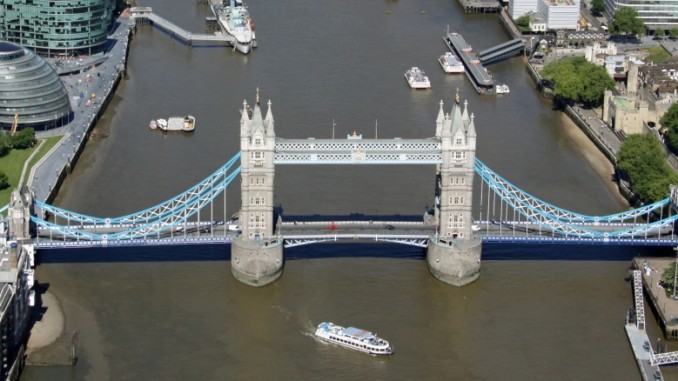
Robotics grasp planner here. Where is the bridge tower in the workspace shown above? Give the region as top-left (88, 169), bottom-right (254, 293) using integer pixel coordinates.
top-left (8, 187), bottom-right (34, 242)
top-left (427, 96), bottom-right (482, 286)
top-left (231, 93), bottom-right (283, 287)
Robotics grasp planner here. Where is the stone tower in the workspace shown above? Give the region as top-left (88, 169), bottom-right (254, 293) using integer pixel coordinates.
top-left (426, 96), bottom-right (482, 286)
top-left (231, 93), bottom-right (283, 287)
top-left (9, 187), bottom-right (33, 242)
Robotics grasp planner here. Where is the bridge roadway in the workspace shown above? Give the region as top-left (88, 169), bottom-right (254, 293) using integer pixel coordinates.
top-left (32, 219), bottom-right (678, 249)
top-left (129, 7), bottom-right (235, 46)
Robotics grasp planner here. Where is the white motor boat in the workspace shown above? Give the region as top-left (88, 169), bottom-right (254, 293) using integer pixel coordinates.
top-left (315, 322), bottom-right (393, 355)
top-left (404, 67), bottom-right (431, 89)
top-left (495, 84), bottom-right (510, 94)
top-left (438, 52), bottom-right (465, 73)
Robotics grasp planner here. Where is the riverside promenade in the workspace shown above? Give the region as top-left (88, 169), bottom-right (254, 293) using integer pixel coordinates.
top-left (28, 11), bottom-right (135, 206)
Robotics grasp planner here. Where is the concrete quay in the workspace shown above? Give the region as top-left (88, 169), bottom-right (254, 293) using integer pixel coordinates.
top-left (633, 258), bottom-right (678, 340)
top-left (29, 13), bottom-right (136, 207)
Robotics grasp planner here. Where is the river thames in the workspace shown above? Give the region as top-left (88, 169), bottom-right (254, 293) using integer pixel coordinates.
top-left (21, 0), bottom-right (677, 380)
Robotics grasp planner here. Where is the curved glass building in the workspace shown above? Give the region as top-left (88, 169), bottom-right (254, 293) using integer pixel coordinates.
top-left (0, 0), bottom-right (113, 57)
top-left (0, 41), bottom-right (72, 129)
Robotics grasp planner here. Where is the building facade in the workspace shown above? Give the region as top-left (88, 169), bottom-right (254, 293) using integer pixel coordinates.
top-left (537, 0), bottom-right (581, 30)
top-left (0, 0), bottom-right (113, 57)
top-left (604, 0), bottom-right (678, 29)
top-left (509, 0), bottom-right (538, 19)
top-left (0, 41), bottom-right (72, 130)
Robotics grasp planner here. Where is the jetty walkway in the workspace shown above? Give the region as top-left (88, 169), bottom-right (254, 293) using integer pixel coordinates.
top-left (129, 7), bottom-right (234, 46)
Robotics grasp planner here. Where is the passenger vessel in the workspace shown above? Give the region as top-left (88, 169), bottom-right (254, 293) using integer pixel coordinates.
top-left (214, 0), bottom-right (256, 54)
top-left (404, 67), bottom-right (431, 89)
top-left (438, 52), bottom-right (465, 73)
top-left (315, 322), bottom-right (393, 355)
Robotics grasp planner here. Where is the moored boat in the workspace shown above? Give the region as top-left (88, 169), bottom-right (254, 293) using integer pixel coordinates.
top-left (215, 0), bottom-right (255, 54)
top-left (315, 322), bottom-right (393, 355)
top-left (182, 115), bottom-right (196, 132)
top-left (438, 52), bottom-right (464, 74)
top-left (404, 67), bottom-right (431, 89)
top-left (156, 118), bottom-right (168, 131)
top-left (149, 120), bottom-right (158, 130)
top-left (495, 84), bottom-right (510, 94)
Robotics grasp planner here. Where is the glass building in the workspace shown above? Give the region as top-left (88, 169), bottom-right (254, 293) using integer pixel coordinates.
top-left (0, 41), bottom-right (72, 130)
top-left (604, 0), bottom-right (678, 29)
top-left (0, 0), bottom-right (113, 57)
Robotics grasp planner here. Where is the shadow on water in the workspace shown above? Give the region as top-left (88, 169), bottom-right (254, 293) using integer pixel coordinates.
top-left (35, 241), bottom-right (675, 264)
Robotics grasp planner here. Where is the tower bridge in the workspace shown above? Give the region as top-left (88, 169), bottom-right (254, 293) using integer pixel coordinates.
top-left (8, 93), bottom-right (678, 288)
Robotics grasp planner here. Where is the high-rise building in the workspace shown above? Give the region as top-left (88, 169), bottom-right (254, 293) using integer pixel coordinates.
top-left (537, 0), bottom-right (581, 30)
top-left (0, 0), bottom-right (113, 57)
top-left (509, 0), bottom-right (538, 19)
top-left (605, 0), bottom-right (678, 29)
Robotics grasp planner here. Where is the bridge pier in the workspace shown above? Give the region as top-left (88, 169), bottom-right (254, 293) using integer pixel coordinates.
top-left (231, 237), bottom-right (283, 287)
top-left (427, 237), bottom-right (482, 286)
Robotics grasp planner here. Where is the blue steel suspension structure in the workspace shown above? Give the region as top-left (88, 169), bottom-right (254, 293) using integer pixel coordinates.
top-left (31, 153), bottom-right (241, 244)
top-left (21, 154), bottom-right (678, 247)
top-left (475, 159), bottom-right (678, 244)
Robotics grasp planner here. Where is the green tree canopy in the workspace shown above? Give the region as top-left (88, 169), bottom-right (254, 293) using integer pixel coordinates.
top-left (617, 134), bottom-right (678, 203)
top-left (0, 132), bottom-right (9, 157)
top-left (516, 15), bottom-right (530, 29)
top-left (660, 102), bottom-right (678, 153)
top-left (10, 128), bottom-right (35, 149)
top-left (610, 7), bottom-right (645, 37)
top-left (655, 28), bottom-right (666, 40)
top-left (540, 56), bottom-right (615, 107)
top-left (591, 0), bottom-right (605, 15)
top-left (0, 172), bottom-right (8, 190)
top-left (670, 28), bottom-right (678, 39)
top-left (662, 262), bottom-right (678, 296)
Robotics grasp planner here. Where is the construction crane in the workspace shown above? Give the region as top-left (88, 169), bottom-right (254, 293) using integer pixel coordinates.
top-left (9, 114), bottom-right (18, 135)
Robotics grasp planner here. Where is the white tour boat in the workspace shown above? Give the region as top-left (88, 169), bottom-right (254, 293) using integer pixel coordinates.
top-left (495, 84), bottom-right (510, 94)
top-left (404, 67), bottom-right (431, 89)
top-left (315, 322), bottom-right (393, 355)
top-left (215, 0), bottom-right (256, 54)
top-left (438, 52), bottom-right (465, 74)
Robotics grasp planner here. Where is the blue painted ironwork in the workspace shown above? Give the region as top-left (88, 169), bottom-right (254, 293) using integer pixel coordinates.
top-left (25, 152), bottom-right (678, 248)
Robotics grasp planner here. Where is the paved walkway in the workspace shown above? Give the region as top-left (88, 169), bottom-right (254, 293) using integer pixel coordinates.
top-left (29, 15), bottom-right (135, 206)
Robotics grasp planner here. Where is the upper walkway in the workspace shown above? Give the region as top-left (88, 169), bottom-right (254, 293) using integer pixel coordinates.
top-left (478, 38), bottom-right (526, 65)
top-left (129, 7), bottom-right (234, 46)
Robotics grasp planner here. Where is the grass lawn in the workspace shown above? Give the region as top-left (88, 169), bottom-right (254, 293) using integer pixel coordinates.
top-left (0, 135), bottom-right (63, 207)
top-left (643, 45), bottom-right (672, 64)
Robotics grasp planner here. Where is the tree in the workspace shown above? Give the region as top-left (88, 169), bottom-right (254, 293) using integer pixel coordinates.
top-left (655, 28), bottom-right (666, 40)
top-left (591, 0), bottom-right (605, 15)
top-left (670, 27), bottom-right (678, 40)
top-left (0, 172), bottom-right (8, 190)
top-left (610, 7), bottom-right (645, 37)
top-left (516, 15), bottom-right (530, 30)
top-left (660, 103), bottom-right (678, 153)
top-left (540, 56), bottom-right (615, 107)
top-left (662, 262), bottom-right (678, 296)
top-left (0, 132), bottom-right (9, 157)
top-left (617, 134), bottom-right (678, 203)
top-left (10, 128), bottom-right (35, 149)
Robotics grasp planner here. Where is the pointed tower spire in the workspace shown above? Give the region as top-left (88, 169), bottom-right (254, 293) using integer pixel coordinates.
top-left (265, 99), bottom-right (275, 137)
top-left (462, 99), bottom-right (469, 121)
top-left (436, 99), bottom-right (445, 138)
top-left (241, 99), bottom-right (249, 123)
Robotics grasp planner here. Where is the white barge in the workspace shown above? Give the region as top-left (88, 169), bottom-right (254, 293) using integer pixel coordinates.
top-left (404, 67), bottom-right (431, 89)
top-left (315, 322), bottom-right (393, 355)
top-left (155, 115), bottom-right (195, 132)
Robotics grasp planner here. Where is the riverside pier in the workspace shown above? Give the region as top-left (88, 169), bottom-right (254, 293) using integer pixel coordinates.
top-left (444, 32), bottom-right (494, 94)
